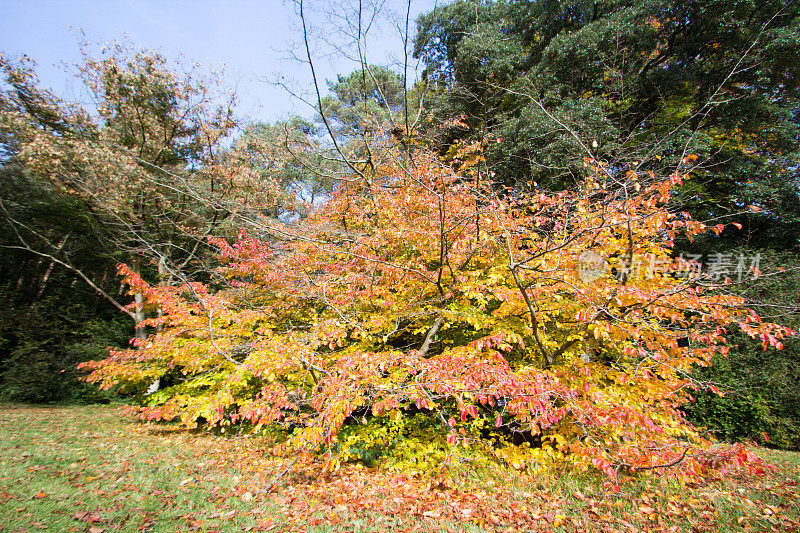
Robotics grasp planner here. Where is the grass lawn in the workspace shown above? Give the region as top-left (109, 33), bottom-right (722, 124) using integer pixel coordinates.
top-left (0, 404), bottom-right (798, 532)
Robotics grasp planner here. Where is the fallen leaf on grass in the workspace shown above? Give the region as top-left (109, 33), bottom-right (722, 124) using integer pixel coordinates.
top-left (255, 518), bottom-right (276, 530)
top-left (73, 510), bottom-right (102, 523)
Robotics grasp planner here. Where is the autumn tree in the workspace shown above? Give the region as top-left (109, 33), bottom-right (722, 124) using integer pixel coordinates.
top-left (78, 0), bottom-right (795, 478)
top-left (80, 133), bottom-right (791, 480)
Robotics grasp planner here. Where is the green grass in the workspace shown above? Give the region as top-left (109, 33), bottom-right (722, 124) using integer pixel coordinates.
top-left (0, 404), bottom-right (273, 531)
top-left (753, 445), bottom-right (800, 471)
top-left (0, 404), bottom-right (799, 532)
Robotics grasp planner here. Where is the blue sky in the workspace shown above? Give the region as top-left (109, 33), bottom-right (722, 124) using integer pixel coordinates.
top-left (0, 0), bottom-right (440, 123)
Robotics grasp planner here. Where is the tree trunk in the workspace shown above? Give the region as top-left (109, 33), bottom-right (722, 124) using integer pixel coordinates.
top-left (131, 257), bottom-right (147, 341)
top-left (156, 252), bottom-right (167, 332)
top-left (32, 234), bottom-right (69, 303)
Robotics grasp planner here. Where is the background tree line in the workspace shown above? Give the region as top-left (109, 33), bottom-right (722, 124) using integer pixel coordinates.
top-left (1, 0), bottom-right (798, 450)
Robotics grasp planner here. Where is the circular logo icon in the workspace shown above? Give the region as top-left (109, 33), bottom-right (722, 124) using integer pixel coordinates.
top-left (577, 251), bottom-right (607, 283)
